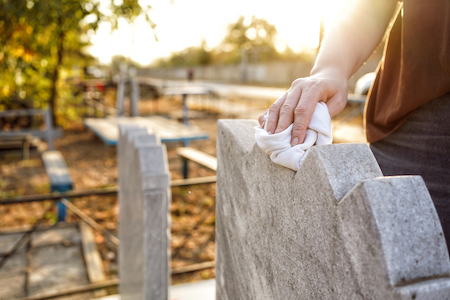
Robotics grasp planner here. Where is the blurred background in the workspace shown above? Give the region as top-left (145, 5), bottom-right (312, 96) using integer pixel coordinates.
top-left (0, 0), bottom-right (382, 299)
top-left (0, 0), bottom-right (381, 128)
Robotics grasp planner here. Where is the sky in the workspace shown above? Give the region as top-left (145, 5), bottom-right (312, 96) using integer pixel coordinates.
top-left (88, 0), bottom-right (349, 66)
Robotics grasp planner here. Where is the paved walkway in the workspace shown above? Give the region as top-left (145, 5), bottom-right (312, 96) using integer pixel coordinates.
top-left (0, 223), bottom-right (93, 299)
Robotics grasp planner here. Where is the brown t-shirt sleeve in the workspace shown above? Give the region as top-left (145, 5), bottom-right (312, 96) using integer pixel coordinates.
top-left (365, 0), bottom-right (450, 143)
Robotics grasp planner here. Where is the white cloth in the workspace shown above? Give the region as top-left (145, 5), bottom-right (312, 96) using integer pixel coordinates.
top-left (254, 101), bottom-right (333, 171)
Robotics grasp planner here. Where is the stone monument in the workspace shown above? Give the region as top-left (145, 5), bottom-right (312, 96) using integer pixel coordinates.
top-left (216, 119), bottom-right (450, 299)
top-left (118, 125), bottom-right (171, 300)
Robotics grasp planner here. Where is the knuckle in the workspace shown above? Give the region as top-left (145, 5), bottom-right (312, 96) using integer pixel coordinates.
top-left (291, 78), bottom-right (303, 87)
top-left (272, 94), bottom-right (286, 107)
top-left (280, 103), bottom-right (294, 114)
top-left (292, 122), bottom-right (307, 132)
top-left (268, 104), bottom-right (280, 113)
top-left (271, 101), bottom-right (281, 108)
top-left (294, 106), bottom-right (309, 117)
top-left (271, 100), bottom-right (281, 107)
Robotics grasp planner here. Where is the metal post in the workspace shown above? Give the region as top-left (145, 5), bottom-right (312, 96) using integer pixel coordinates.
top-left (23, 135), bottom-right (30, 160)
top-left (44, 108), bottom-right (54, 151)
top-left (182, 93), bottom-right (190, 178)
top-left (57, 198), bottom-right (67, 222)
top-left (182, 93), bottom-right (189, 126)
top-left (182, 158), bottom-right (189, 179)
top-left (116, 63), bottom-right (126, 116)
top-left (130, 77), bottom-right (139, 117)
top-left (55, 190), bottom-right (73, 222)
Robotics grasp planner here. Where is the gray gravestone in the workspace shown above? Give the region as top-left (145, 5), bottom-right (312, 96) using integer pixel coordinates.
top-left (118, 125), bottom-right (170, 300)
top-left (216, 119), bottom-right (450, 300)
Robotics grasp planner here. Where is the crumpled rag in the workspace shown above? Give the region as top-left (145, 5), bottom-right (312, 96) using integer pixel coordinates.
top-left (254, 101), bottom-right (333, 171)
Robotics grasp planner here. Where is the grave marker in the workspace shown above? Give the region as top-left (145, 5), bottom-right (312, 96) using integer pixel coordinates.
top-left (118, 125), bottom-right (171, 300)
top-left (216, 119), bottom-right (450, 299)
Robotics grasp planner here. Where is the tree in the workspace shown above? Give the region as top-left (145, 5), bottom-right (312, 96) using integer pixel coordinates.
top-left (220, 16), bottom-right (279, 64)
top-left (154, 16), bottom-right (280, 68)
top-left (154, 39), bottom-right (212, 67)
top-left (0, 0), bottom-right (154, 126)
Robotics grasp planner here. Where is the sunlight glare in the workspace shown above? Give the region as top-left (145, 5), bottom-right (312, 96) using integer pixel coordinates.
top-left (89, 0), bottom-right (348, 65)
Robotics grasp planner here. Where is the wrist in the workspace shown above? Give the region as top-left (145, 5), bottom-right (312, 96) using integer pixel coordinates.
top-left (310, 65), bottom-right (348, 80)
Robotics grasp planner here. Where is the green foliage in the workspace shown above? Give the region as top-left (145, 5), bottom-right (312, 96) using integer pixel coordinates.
top-left (155, 39), bottom-right (212, 67)
top-left (0, 0), bottom-right (153, 126)
top-left (223, 16), bottom-right (277, 50)
top-left (155, 16), bottom-right (317, 67)
top-left (110, 54), bottom-right (140, 73)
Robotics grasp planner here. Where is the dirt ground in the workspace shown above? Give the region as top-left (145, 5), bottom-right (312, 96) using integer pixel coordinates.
top-left (0, 96), bottom-right (221, 288)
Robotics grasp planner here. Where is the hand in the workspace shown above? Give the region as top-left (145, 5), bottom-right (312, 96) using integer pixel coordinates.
top-left (258, 67), bottom-right (348, 146)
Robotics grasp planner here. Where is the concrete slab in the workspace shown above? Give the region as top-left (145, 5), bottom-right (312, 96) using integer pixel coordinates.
top-left (0, 232), bottom-right (24, 254)
top-left (0, 272), bottom-right (26, 299)
top-left (32, 226), bottom-right (81, 247)
top-left (0, 249), bottom-right (26, 278)
top-left (0, 224), bottom-right (102, 299)
top-left (28, 244), bottom-right (91, 299)
top-left (0, 234), bottom-right (27, 299)
top-left (0, 232), bottom-right (28, 299)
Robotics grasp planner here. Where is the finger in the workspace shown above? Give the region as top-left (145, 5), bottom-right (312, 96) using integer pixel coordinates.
top-left (323, 90), bottom-right (348, 118)
top-left (258, 109), bottom-right (268, 128)
top-left (266, 93), bottom-right (287, 134)
top-left (274, 86), bottom-right (302, 133)
top-left (291, 87), bottom-right (326, 145)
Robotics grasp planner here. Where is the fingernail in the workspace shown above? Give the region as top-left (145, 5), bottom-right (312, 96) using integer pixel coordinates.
top-left (291, 137), bottom-right (299, 146)
top-left (261, 121), bottom-right (265, 128)
top-left (267, 131), bottom-right (272, 134)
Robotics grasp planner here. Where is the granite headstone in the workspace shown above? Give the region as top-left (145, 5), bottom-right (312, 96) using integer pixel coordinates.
top-left (118, 125), bottom-right (170, 300)
top-left (216, 119), bottom-right (450, 300)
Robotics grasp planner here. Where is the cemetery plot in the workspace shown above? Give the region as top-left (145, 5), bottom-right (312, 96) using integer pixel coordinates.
top-left (0, 92), bottom-right (372, 298)
top-left (0, 101), bottom-right (219, 298)
top-left (0, 223), bottom-right (99, 300)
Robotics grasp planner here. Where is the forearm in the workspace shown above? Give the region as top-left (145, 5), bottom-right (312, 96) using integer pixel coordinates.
top-left (311, 0), bottom-right (399, 79)
top-left (260, 0), bottom-right (400, 145)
